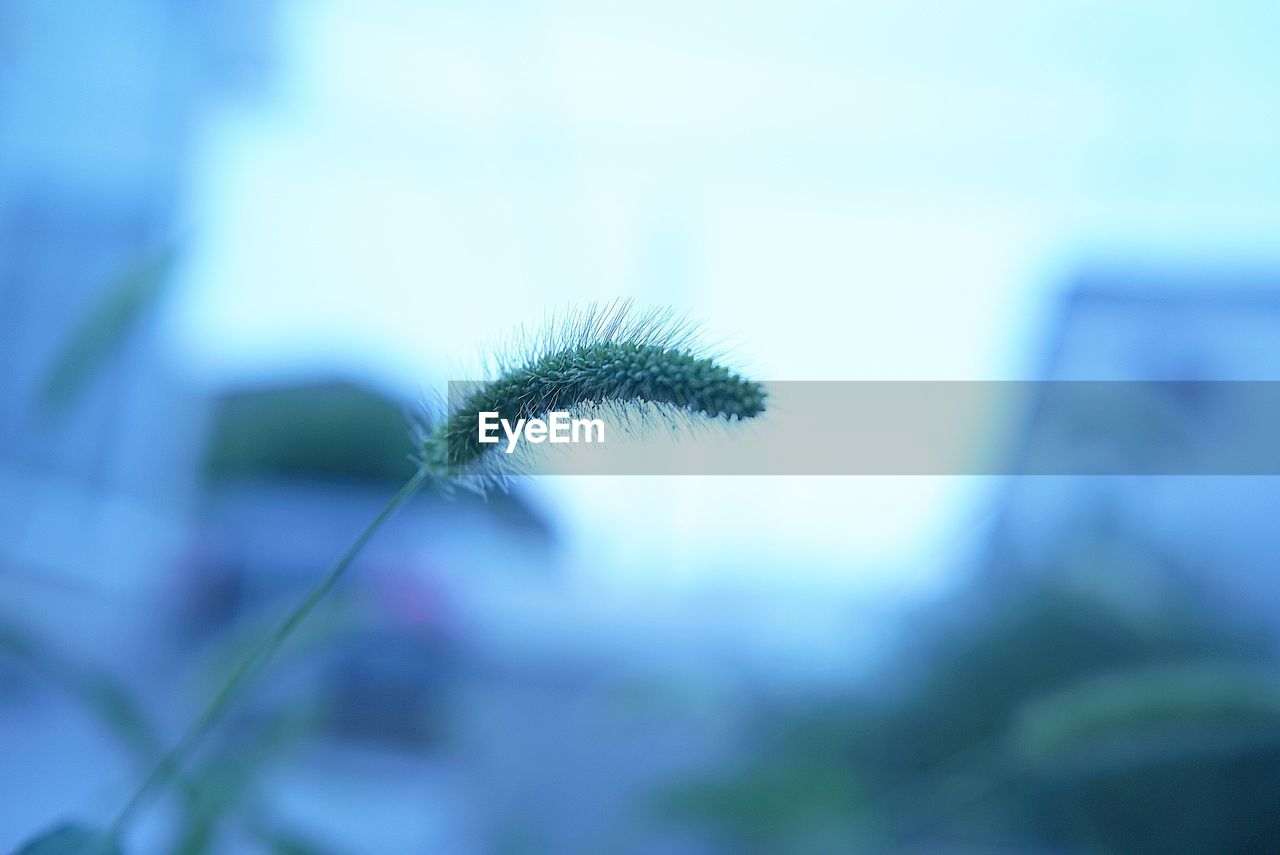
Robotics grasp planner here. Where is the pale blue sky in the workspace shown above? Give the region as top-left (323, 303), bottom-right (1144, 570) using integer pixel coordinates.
top-left (164, 0), bottom-right (1280, 594)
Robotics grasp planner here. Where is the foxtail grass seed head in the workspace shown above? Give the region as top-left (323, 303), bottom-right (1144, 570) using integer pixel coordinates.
top-left (418, 302), bottom-right (766, 486)
top-left (88, 303), bottom-right (764, 844)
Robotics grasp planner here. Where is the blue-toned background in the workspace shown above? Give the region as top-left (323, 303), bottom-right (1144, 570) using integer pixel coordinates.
top-left (3, 2), bottom-right (1280, 852)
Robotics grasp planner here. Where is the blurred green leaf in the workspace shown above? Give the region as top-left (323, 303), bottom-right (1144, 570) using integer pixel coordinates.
top-left (1015, 663), bottom-right (1280, 853)
top-left (248, 825), bottom-right (339, 855)
top-left (1015, 662), bottom-right (1280, 771)
top-left (38, 246), bottom-right (176, 417)
top-left (0, 614), bottom-right (160, 762)
top-left (12, 823), bottom-right (120, 855)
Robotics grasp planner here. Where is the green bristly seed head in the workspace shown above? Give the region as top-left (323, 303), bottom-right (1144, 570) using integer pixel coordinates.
top-left (420, 308), bottom-right (767, 478)
top-left (96, 302), bottom-right (765, 841)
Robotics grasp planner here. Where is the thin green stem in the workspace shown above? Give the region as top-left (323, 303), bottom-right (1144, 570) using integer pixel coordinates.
top-left (96, 465), bottom-right (430, 851)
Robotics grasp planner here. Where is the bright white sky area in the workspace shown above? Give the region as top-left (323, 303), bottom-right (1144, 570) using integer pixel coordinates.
top-left (166, 0), bottom-right (1280, 597)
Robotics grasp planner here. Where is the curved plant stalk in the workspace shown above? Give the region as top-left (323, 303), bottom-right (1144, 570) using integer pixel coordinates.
top-left (94, 466), bottom-right (430, 853)
top-left (89, 304), bottom-right (764, 853)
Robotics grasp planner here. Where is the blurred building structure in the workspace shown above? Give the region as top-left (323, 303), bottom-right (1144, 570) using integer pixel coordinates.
top-left (985, 269), bottom-right (1280, 640)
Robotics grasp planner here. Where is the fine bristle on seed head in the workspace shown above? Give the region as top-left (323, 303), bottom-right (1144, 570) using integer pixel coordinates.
top-left (416, 302), bottom-right (766, 492)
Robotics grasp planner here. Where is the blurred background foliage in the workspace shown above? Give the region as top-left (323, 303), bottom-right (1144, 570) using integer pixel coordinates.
top-left (656, 568), bottom-right (1280, 854)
